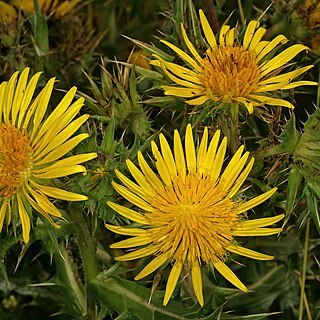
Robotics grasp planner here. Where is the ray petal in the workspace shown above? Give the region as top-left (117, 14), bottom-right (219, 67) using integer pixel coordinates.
top-left (163, 261), bottom-right (183, 305)
top-left (135, 254), bottom-right (169, 280)
top-left (180, 24), bottom-right (203, 63)
top-left (243, 21), bottom-right (259, 50)
top-left (199, 9), bottom-right (217, 50)
top-left (197, 127), bottom-right (208, 171)
top-left (174, 129), bottom-right (186, 180)
top-left (160, 40), bottom-right (202, 72)
top-left (111, 183), bottom-right (153, 212)
top-left (16, 194), bottom-right (30, 243)
top-left (159, 133), bottom-right (177, 177)
top-left (110, 235), bottom-right (152, 249)
top-left (227, 244), bottom-right (274, 260)
top-left (185, 124), bottom-right (197, 172)
top-left (105, 224), bottom-right (147, 236)
top-left (237, 188), bottom-right (277, 214)
top-left (213, 261), bottom-right (248, 292)
top-left (191, 261), bottom-right (204, 306)
top-left (115, 246), bottom-right (158, 261)
top-left (0, 199), bottom-right (8, 232)
top-left (237, 214), bottom-right (284, 229)
top-left (107, 201), bottom-right (148, 224)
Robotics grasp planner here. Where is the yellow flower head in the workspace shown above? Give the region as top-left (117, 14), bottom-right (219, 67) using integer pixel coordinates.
top-left (12, 0), bottom-right (80, 18)
top-left (106, 124), bottom-right (283, 306)
top-left (0, 1), bottom-right (17, 25)
top-left (0, 68), bottom-right (97, 243)
top-left (151, 9), bottom-right (317, 113)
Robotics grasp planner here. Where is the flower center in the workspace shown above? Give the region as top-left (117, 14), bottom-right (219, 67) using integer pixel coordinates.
top-left (147, 173), bottom-right (239, 265)
top-left (199, 46), bottom-right (260, 101)
top-left (0, 124), bottom-right (34, 198)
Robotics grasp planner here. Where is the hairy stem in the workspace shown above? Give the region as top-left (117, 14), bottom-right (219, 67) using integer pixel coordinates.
top-left (298, 219), bottom-right (310, 320)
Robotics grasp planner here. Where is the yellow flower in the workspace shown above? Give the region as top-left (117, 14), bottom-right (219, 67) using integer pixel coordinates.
top-left (0, 68), bottom-right (97, 243)
top-left (12, 0), bottom-right (80, 18)
top-left (0, 1), bottom-right (17, 25)
top-left (151, 10), bottom-right (317, 113)
top-left (106, 124), bottom-right (283, 306)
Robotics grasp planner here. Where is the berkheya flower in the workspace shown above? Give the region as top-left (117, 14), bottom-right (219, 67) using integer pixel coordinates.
top-left (0, 68), bottom-right (97, 243)
top-left (106, 124), bottom-right (283, 306)
top-left (12, 0), bottom-right (80, 18)
top-left (151, 9), bottom-right (317, 113)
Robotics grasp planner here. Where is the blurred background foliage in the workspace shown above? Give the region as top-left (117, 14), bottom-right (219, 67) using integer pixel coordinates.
top-left (0, 0), bottom-right (320, 319)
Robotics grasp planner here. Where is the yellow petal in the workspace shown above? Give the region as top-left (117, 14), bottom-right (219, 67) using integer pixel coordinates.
top-left (159, 133), bottom-right (177, 177)
top-left (0, 199), bottom-right (8, 232)
top-left (115, 169), bottom-right (150, 200)
top-left (107, 201), bottom-right (148, 224)
top-left (199, 9), bottom-right (217, 49)
top-left (17, 194), bottom-right (30, 243)
top-left (135, 254), bottom-right (168, 280)
top-left (34, 153), bottom-right (97, 173)
top-left (137, 151), bottom-right (163, 189)
top-left (243, 21), bottom-right (259, 50)
top-left (35, 133), bottom-right (89, 165)
top-left (219, 25), bottom-right (230, 46)
top-left (197, 127), bottom-right (208, 171)
top-left (226, 28), bottom-right (235, 47)
top-left (260, 44), bottom-right (309, 77)
top-left (27, 186), bottom-right (62, 217)
top-left (151, 141), bottom-right (172, 185)
top-left (163, 261), bottom-right (183, 305)
top-left (237, 214), bottom-right (284, 229)
top-left (228, 158), bottom-right (255, 198)
top-left (180, 23), bottom-right (203, 63)
top-left (248, 27), bottom-right (267, 51)
top-left (4, 71), bottom-right (19, 123)
top-left (30, 77), bottom-right (55, 141)
top-left (185, 124), bottom-right (197, 172)
top-left (202, 130), bottom-right (221, 174)
top-left (11, 67), bottom-right (30, 124)
top-left (111, 182), bottom-right (153, 212)
top-left (162, 86), bottom-right (204, 98)
top-left (110, 235), bottom-right (152, 249)
top-left (105, 224), bottom-right (147, 236)
top-left (213, 261), bottom-right (248, 292)
top-left (233, 228), bottom-right (283, 236)
top-left (115, 246), bottom-right (158, 261)
top-left (174, 130), bottom-right (186, 180)
top-left (34, 183), bottom-right (87, 201)
top-left (256, 35), bottom-right (288, 61)
top-left (33, 165), bottom-right (87, 179)
top-left (160, 40), bottom-right (202, 72)
top-left (237, 187), bottom-right (277, 214)
top-left (210, 137), bottom-right (227, 183)
top-left (18, 72), bottom-right (42, 129)
top-left (191, 261), bottom-right (204, 306)
top-left (126, 159), bottom-right (156, 193)
top-left (227, 244), bottom-right (274, 260)
top-left (186, 95), bottom-right (209, 105)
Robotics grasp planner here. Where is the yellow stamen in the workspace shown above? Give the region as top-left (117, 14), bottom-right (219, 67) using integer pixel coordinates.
top-left (200, 46), bottom-right (260, 101)
top-left (147, 173), bottom-right (238, 264)
top-left (0, 124), bottom-right (33, 198)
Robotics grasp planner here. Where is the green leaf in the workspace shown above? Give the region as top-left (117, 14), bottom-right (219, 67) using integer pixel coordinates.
top-left (279, 113), bottom-right (301, 153)
top-left (89, 276), bottom-right (199, 319)
top-left (99, 118), bottom-right (117, 155)
top-left (284, 164), bottom-right (303, 226)
top-left (306, 187), bottom-right (320, 234)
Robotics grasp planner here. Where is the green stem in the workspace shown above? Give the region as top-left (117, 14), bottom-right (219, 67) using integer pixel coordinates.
top-left (69, 206), bottom-right (99, 282)
top-left (55, 245), bottom-right (87, 316)
top-left (229, 103), bottom-right (239, 154)
top-left (298, 219), bottom-right (310, 320)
